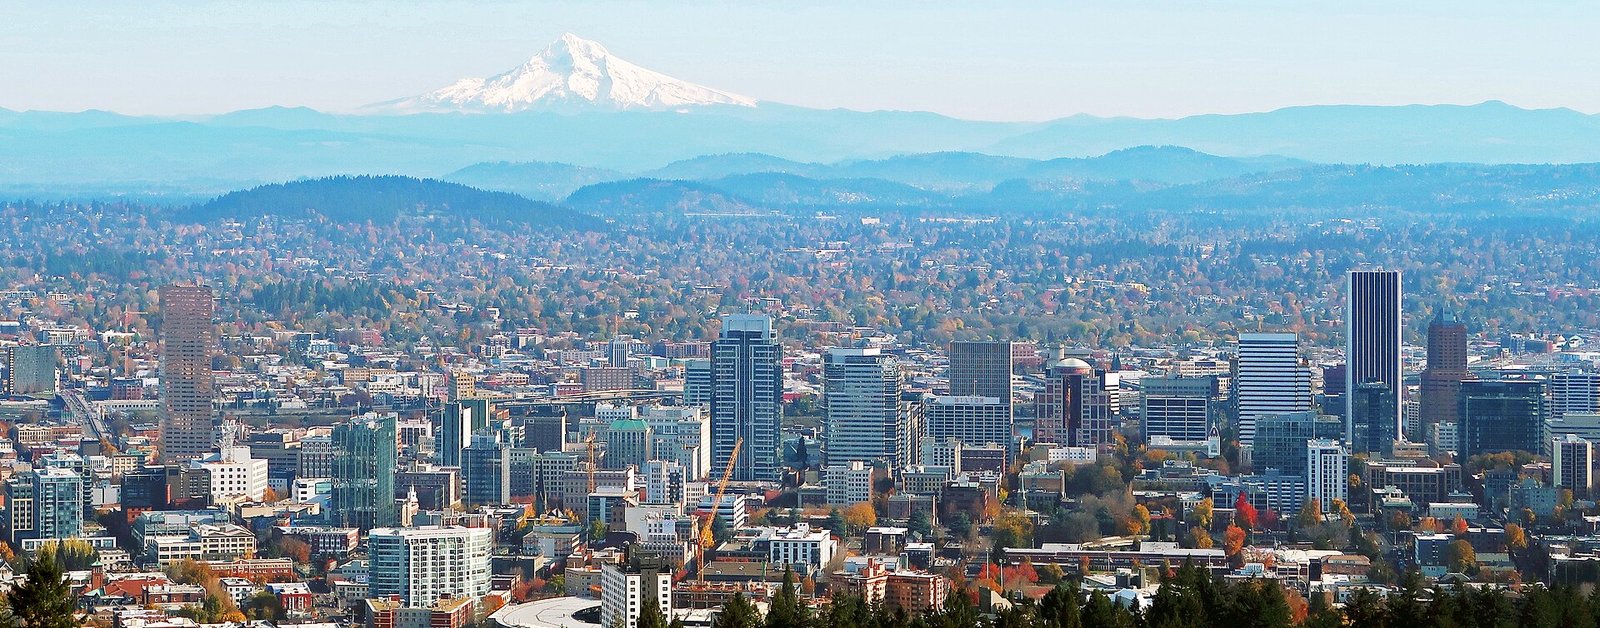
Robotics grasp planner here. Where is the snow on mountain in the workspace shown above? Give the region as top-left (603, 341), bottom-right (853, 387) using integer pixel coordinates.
top-left (372, 33), bottom-right (757, 113)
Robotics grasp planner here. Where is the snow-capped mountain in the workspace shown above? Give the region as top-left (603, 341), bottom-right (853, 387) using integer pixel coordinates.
top-left (372, 33), bottom-right (757, 113)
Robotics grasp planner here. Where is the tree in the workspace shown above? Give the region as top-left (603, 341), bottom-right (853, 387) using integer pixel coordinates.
top-left (906, 509), bottom-right (933, 537)
top-left (1233, 493), bottom-right (1258, 530)
top-left (1190, 497), bottom-right (1215, 529)
top-left (1223, 525), bottom-right (1246, 557)
top-left (1506, 523), bottom-right (1529, 551)
top-left (827, 508), bottom-right (848, 536)
top-left (843, 502), bottom-right (877, 534)
top-left (765, 567), bottom-right (809, 628)
top-left (1131, 504), bottom-right (1152, 536)
top-left (710, 592), bottom-right (760, 628)
top-left (636, 595), bottom-right (668, 628)
top-left (1188, 526), bottom-right (1214, 549)
top-left (946, 511), bottom-right (974, 539)
top-left (992, 512), bottom-right (1035, 555)
top-left (1446, 539), bottom-right (1477, 574)
top-left (1297, 499), bottom-right (1322, 530)
top-left (7, 549), bottom-right (75, 628)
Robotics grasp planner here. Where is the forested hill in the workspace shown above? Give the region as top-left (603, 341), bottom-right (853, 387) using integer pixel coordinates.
top-left (188, 175), bottom-right (599, 228)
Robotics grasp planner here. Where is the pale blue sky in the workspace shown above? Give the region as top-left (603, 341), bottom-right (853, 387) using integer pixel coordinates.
top-left (1, 1), bottom-right (1595, 121)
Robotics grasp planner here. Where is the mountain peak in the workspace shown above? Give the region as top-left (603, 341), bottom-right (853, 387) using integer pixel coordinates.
top-left (370, 34), bottom-right (757, 114)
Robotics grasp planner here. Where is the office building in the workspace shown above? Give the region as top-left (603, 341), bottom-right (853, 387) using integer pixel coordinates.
top-left (5, 344), bottom-right (57, 396)
top-left (461, 432), bottom-right (510, 506)
top-left (643, 405), bottom-right (710, 480)
top-left (603, 419), bottom-right (653, 469)
top-left (609, 335), bottom-right (632, 368)
top-left (1553, 434), bottom-right (1594, 498)
top-left (825, 460), bottom-right (874, 505)
top-left (3, 467), bottom-right (83, 547)
top-left (1035, 358), bottom-right (1119, 448)
top-left (824, 347), bottom-right (908, 467)
top-left (190, 446), bottom-right (269, 503)
top-left (1552, 371), bottom-right (1600, 421)
top-left (332, 412), bottom-right (399, 530)
top-left (581, 367), bottom-right (634, 393)
top-left (1459, 380), bottom-right (1546, 456)
top-left (524, 410), bottom-right (568, 452)
top-left (640, 460), bottom-right (686, 506)
top-left (367, 526), bottom-right (493, 605)
top-left (1419, 312), bottom-right (1470, 431)
top-left (600, 550), bottom-right (672, 628)
top-left (1236, 333), bottom-right (1313, 447)
top-left (1351, 382), bottom-right (1399, 456)
top-left (949, 341), bottom-right (1014, 408)
top-left (710, 315), bottom-right (783, 482)
top-left (159, 284), bottom-right (217, 462)
top-left (1345, 270), bottom-right (1403, 450)
top-left (923, 395), bottom-right (1012, 458)
top-left (683, 359), bottom-right (713, 407)
top-left (1141, 376), bottom-right (1213, 443)
top-left (1252, 411), bottom-right (1344, 474)
top-left (1306, 439), bottom-right (1349, 509)
top-left (438, 399), bottom-right (491, 467)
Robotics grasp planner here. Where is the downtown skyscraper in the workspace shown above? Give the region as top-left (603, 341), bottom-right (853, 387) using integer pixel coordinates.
top-left (1419, 311), bottom-right (1470, 433)
top-left (159, 284), bottom-right (217, 462)
top-left (711, 314), bottom-right (783, 482)
top-left (1345, 270), bottom-right (1403, 454)
top-left (823, 347), bottom-right (909, 468)
top-left (1234, 332), bottom-right (1312, 447)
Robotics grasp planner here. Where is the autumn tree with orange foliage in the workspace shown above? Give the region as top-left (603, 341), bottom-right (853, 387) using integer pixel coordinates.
top-left (1223, 524), bottom-right (1247, 557)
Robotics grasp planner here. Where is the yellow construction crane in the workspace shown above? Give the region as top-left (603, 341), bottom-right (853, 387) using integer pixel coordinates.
top-left (698, 437), bottom-right (742, 581)
top-left (584, 432), bottom-right (599, 493)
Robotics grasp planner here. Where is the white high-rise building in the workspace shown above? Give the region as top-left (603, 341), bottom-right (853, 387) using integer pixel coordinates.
top-left (824, 347), bottom-right (908, 467)
top-left (191, 446), bottom-right (269, 502)
top-left (923, 396), bottom-right (1012, 454)
top-left (824, 460), bottom-right (874, 505)
top-left (643, 406), bottom-right (711, 480)
top-left (640, 460), bottom-right (686, 507)
top-left (1554, 434), bottom-right (1595, 497)
top-left (1305, 439), bottom-right (1349, 510)
top-left (1552, 371), bottom-right (1600, 421)
top-left (1236, 333), bottom-right (1313, 446)
top-left (367, 526), bottom-right (493, 605)
top-left (601, 554), bottom-right (672, 628)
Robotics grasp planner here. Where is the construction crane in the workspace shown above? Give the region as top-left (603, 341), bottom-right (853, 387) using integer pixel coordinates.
top-left (584, 432), bottom-right (599, 493)
top-left (697, 437), bottom-right (742, 581)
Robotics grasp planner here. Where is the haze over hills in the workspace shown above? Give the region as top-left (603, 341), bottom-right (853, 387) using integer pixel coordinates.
top-left (3, 34), bottom-right (1600, 198)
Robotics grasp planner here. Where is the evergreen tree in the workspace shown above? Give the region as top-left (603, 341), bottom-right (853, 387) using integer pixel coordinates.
top-left (7, 549), bottom-right (75, 628)
top-left (766, 566), bottom-right (809, 628)
top-left (637, 594), bottom-right (669, 628)
top-left (711, 592), bottom-right (761, 628)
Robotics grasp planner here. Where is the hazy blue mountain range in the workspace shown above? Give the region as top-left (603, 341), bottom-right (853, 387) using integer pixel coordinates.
top-left (190, 175), bottom-right (596, 227)
top-left (4, 101), bottom-right (1600, 199)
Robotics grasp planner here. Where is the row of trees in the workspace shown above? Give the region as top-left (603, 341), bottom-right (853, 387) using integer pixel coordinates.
top-left (682, 562), bottom-right (1600, 628)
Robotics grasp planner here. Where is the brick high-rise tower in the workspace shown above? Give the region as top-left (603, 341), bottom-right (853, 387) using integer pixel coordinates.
top-left (159, 284), bottom-right (217, 462)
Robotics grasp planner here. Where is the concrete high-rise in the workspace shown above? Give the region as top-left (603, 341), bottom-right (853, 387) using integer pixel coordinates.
top-left (1552, 370), bottom-right (1600, 421)
top-left (1306, 439), bottom-right (1349, 510)
top-left (438, 399), bottom-right (491, 467)
top-left (711, 315), bottom-right (783, 482)
top-left (1419, 311), bottom-right (1470, 432)
top-left (1345, 270), bottom-right (1403, 451)
top-left (4, 345), bottom-right (57, 396)
top-left (824, 347), bottom-right (908, 467)
top-left (367, 526), bottom-right (493, 605)
top-left (159, 284), bottom-right (218, 462)
top-left (1235, 333), bottom-right (1312, 447)
top-left (948, 341), bottom-right (1014, 408)
top-left (1554, 434), bottom-right (1594, 498)
top-left (923, 395), bottom-right (1012, 452)
top-left (332, 412), bottom-right (399, 531)
top-left (1140, 375), bottom-right (1214, 443)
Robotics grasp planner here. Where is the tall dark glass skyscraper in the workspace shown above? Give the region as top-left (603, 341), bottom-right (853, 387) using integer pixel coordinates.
top-left (332, 412), bottom-right (399, 531)
top-left (711, 315), bottom-right (783, 482)
top-left (1346, 270), bottom-right (1402, 454)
